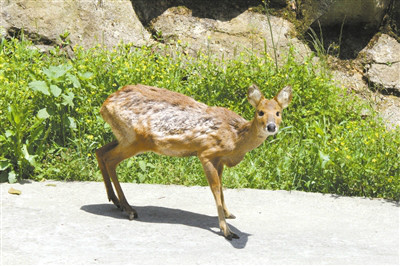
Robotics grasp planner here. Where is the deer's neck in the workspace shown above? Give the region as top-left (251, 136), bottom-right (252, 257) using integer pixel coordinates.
top-left (236, 119), bottom-right (266, 153)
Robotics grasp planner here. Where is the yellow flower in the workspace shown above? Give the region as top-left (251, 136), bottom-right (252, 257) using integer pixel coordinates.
top-left (87, 135), bottom-right (94, 140)
top-left (87, 153), bottom-right (92, 157)
top-left (372, 159), bottom-right (377, 163)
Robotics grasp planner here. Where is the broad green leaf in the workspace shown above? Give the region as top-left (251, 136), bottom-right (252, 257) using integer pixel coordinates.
top-left (0, 160), bottom-right (11, 171)
top-left (5, 130), bottom-right (13, 138)
top-left (50, 84), bottom-right (62, 97)
top-left (62, 91), bottom-right (75, 107)
top-left (138, 173), bottom-right (146, 183)
top-left (8, 106), bottom-right (22, 125)
top-left (67, 73), bottom-right (81, 88)
top-left (318, 150), bottom-right (330, 169)
top-left (8, 171), bottom-right (17, 184)
top-left (22, 144), bottom-right (37, 167)
top-left (29, 80), bottom-right (50, 95)
top-left (79, 71), bottom-right (93, 80)
top-left (37, 108), bottom-right (50, 119)
top-left (147, 163), bottom-right (156, 169)
top-left (43, 64), bottom-right (72, 80)
top-left (139, 160), bottom-right (146, 172)
top-left (315, 127), bottom-right (324, 136)
top-left (67, 116), bottom-right (76, 129)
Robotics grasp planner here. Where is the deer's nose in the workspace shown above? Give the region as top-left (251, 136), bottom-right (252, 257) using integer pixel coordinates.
top-left (267, 123), bottom-right (276, 132)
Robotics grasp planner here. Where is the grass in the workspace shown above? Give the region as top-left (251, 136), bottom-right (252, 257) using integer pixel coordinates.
top-left (0, 37), bottom-right (399, 201)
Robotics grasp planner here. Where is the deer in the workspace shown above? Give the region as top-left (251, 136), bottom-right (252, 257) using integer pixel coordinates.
top-left (95, 83), bottom-right (292, 240)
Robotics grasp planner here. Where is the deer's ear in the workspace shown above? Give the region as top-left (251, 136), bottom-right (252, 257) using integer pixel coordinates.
top-left (275, 85), bottom-right (292, 109)
top-left (247, 84), bottom-right (263, 108)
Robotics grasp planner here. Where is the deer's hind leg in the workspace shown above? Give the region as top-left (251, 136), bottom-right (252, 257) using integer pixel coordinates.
top-left (96, 141), bottom-right (142, 220)
top-left (96, 140), bottom-right (120, 208)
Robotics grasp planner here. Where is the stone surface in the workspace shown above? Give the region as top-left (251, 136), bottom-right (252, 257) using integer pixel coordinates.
top-left (366, 62), bottom-right (400, 91)
top-left (0, 0), bottom-right (153, 49)
top-left (319, 0), bottom-right (390, 28)
top-left (300, 0), bottom-right (390, 29)
top-left (362, 33), bottom-right (400, 63)
top-left (378, 95), bottom-right (400, 130)
top-left (131, 0), bottom-right (264, 26)
top-left (151, 7), bottom-right (311, 62)
top-left (362, 34), bottom-right (400, 92)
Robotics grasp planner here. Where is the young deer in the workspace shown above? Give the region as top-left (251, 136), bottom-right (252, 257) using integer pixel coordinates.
top-left (96, 84), bottom-right (292, 240)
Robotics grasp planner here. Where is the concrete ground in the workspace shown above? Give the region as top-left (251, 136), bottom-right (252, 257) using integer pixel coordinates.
top-left (1, 180), bottom-right (399, 265)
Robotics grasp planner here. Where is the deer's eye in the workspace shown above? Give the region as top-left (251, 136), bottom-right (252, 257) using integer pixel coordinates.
top-left (276, 111), bottom-right (280, 117)
top-left (258, 111), bottom-right (264, 117)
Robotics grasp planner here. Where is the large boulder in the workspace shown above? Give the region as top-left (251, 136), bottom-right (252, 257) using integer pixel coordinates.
top-left (361, 34), bottom-right (400, 93)
top-left (299, 0), bottom-right (391, 30)
top-left (318, 0), bottom-right (390, 29)
top-left (0, 0), bottom-right (152, 48)
top-left (150, 7), bottom-right (311, 62)
top-left (131, 0), bottom-right (265, 26)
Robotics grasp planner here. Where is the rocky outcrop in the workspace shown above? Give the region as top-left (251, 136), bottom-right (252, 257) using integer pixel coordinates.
top-left (0, 0), bottom-right (153, 49)
top-left (131, 0), bottom-right (265, 27)
top-left (361, 34), bottom-right (400, 93)
top-left (297, 0), bottom-right (391, 30)
top-left (150, 7), bottom-right (310, 62)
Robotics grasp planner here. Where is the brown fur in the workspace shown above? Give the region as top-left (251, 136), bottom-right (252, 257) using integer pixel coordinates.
top-left (96, 83), bottom-right (292, 240)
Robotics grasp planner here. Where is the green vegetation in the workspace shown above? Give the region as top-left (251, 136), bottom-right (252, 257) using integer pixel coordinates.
top-left (0, 37), bottom-right (399, 201)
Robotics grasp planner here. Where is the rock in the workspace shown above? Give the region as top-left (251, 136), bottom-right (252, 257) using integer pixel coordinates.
top-left (151, 7), bottom-right (311, 62)
top-left (299, 0), bottom-right (392, 59)
top-left (361, 34), bottom-right (400, 64)
top-left (378, 96), bottom-right (400, 130)
top-left (332, 70), bottom-right (367, 93)
top-left (318, 0), bottom-right (390, 29)
top-left (361, 34), bottom-right (400, 93)
top-left (131, 0), bottom-right (264, 26)
top-left (300, 0), bottom-right (390, 30)
top-left (0, 0), bottom-right (153, 49)
top-left (365, 62), bottom-right (400, 92)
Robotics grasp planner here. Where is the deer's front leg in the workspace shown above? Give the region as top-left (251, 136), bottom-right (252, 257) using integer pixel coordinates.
top-left (216, 163), bottom-right (236, 219)
top-left (201, 158), bottom-right (239, 240)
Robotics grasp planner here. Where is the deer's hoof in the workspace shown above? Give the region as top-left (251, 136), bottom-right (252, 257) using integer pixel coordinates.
top-left (226, 213), bottom-right (236, 219)
top-left (128, 211), bottom-right (138, 220)
top-left (225, 232), bottom-right (240, 240)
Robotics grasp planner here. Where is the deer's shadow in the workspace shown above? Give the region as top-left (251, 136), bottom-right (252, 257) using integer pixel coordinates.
top-left (81, 204), bottom-right (249, 249)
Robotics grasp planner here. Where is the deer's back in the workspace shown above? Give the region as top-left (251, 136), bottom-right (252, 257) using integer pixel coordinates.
top-left (100, 84), bottom-right (247, 156)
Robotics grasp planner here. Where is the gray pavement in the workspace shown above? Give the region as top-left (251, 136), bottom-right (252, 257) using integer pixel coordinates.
top-left (1, 180), bottom-right (399, 265)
